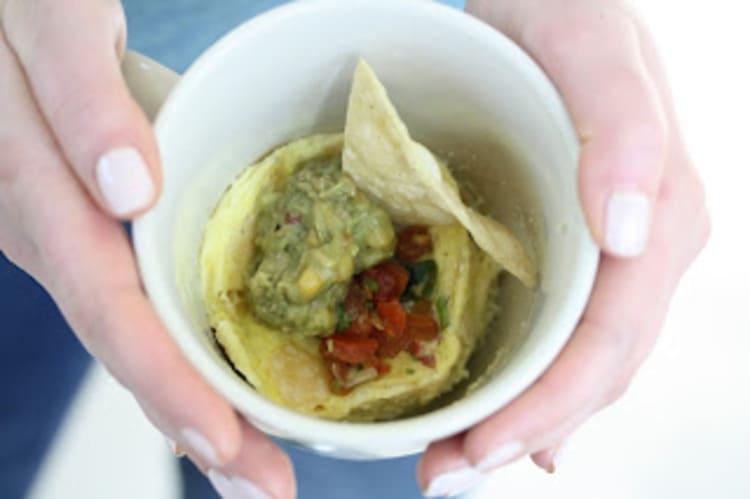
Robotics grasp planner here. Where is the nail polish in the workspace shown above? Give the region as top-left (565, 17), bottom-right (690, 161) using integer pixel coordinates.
top-left (180, 427), bottom-right (220, 468)
top-left (424, 467), bottom-right (483, 498)
top-left (96, 146), bottom-right (154, 216)
top-left (207, 469), bottom-right (271, 499)
top-left (605, 190), bottom-right (651, 257)
top-left (475, 440), bottom-right (524, 473)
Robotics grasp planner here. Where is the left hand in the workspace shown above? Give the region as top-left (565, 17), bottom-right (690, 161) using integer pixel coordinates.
top-left (418, 1), bottom-right (710, 496)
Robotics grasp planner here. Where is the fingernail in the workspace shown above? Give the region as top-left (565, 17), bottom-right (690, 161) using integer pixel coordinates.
top-left (476, 440), bottom-right (524, 473)
top-left (605, 190), bottom-right (651, 257)
top-left (207, 469), bottom-right (271, 499)
top-left (165, 437), bottom-right (185, 457)
top-left (181, 427), bottom-right (221, 468)
top-left (424, 467), bottom-right (483, 498)
top-left (96, 146), bottom-right (154, 216)
top-left (551, 440), bottom-right (571, 473)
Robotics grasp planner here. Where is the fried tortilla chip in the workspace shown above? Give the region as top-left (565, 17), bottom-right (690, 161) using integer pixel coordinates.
top-left (343, 60), bottom-right (536, 287)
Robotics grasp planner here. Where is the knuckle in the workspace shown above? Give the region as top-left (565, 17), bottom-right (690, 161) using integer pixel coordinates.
top-left (658, 163), bottom-right (711, 261)
top-left (0, 140), bottom-right (51, 275)
top-left (585, 313), bottom-right (637, 364)
top-left (683, 168), bottom-right (712, 252)
top-left (614, 117), bottom-right (669, 162)
top-left (4, 0), bottom-right (125, 63)
top-left (0, 138), bottom-right (62, 197)
top-left (603, 376), bottom-right (632, 406)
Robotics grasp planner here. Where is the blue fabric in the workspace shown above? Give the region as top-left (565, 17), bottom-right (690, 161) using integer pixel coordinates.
top-left (123, 0), bottom-right (466, 72)
top-left (0, 1), bottom-right (466, 498)
top-left (0, 253), bottom-right (91, 498)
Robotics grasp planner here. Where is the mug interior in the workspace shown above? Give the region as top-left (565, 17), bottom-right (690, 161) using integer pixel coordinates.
top-left (134, 0), bottom-right (598, 459)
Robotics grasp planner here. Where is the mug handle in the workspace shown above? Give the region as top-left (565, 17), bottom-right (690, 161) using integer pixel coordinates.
top-left (121, 50), bottom-right (180, 121)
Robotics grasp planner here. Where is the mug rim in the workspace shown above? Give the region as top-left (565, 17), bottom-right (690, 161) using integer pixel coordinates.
top-left (134, 0), bottom-right (599, 454)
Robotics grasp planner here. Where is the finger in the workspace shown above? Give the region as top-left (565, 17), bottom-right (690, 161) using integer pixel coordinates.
top-left (206, 421), bottom-right (296, 499)
top-left (418, 435), bottom-right (484, 499)
top-left (0, 33), bottom-right (240, 467)
top-left (530, 439), bottom-right (567, 474)
top-left (459, 262), bottom-right (668, 472)
top-left (527, 6), bottom-right (669, 257)
top-left (468, 2), bottom-right (669, 257)
top-left (457, 175), bottom-right (703, 474)
top-left (3, 0), bottom-right (160, 218)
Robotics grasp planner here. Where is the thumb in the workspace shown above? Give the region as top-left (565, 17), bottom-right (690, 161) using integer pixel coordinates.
top-left (3, 0), bottom-right (160, 218)
top-left (524, 8), bottom-right (668, 257)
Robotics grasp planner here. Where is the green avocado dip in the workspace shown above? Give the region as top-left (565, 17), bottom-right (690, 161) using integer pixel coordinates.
top-left (247, 155), bottom-right (396, 337)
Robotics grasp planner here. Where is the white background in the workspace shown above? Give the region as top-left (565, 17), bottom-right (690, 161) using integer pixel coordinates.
top-left (30, 1), bottom-right (750, 498)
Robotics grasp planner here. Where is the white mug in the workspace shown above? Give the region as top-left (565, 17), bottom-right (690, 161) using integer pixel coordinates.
top-left (126, 0), bottom-right (599, 460)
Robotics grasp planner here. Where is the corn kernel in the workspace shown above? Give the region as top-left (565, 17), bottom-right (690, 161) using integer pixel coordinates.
top-left (337, 255), bottom-right (354, 281)
top-left (298, 267), bottom-right (324, 300)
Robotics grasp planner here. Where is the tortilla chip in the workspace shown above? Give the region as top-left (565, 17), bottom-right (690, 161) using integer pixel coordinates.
top-left (343, 60), bottom-right (537, 287)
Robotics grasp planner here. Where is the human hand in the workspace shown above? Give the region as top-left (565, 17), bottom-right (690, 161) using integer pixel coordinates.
top-left (418, 0), bottom-right (710, 496)
top-left (0, 1), bottom-right (293, 497)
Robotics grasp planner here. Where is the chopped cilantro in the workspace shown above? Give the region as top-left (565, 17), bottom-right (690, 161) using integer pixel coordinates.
top-left (402, 260), bottom-right (437, 302)
top-left (335, 302), bottom-right (353, 331)
top-left (363, 277), bottom-right (380, 292)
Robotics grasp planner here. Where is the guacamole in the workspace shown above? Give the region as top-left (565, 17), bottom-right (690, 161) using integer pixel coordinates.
top-left (247, 157), bottom-right (395, 337)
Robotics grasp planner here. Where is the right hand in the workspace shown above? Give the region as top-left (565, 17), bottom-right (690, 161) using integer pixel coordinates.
top-left (0, 1), bottom-right (294, 497)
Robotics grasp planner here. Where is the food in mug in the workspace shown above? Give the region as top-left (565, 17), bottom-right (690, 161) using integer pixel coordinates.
top-left (200, 61), bottom-right (535, 420)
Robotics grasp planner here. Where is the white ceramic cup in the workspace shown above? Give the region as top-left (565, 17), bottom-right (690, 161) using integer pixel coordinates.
top-left (127, 0), bottom-right (599, 460)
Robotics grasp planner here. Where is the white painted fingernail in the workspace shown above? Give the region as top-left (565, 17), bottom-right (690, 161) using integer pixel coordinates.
top-left (207, 469), bottom-right (270, 499)
top-left (476, 440), bottom-right (524, 473)
top-left (181, 427), bottom-right (220, 468)
top-left (165, 437), bottom-right (185, 457)
top-left (552, 440), bottom-right (571, 473)
top-left (605, 190), bottom-right (651, 257)
top-left (96, 146), bottom-right (154, 216)
top-left (424, 466), bottom-right (483, 498)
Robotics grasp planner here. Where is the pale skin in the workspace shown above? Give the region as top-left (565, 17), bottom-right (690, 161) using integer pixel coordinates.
top-left (0, 0), bottom-right (709, 498)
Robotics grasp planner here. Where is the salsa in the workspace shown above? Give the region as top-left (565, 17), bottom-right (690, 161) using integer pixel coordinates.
top-left (321, 226), bottom-right (443, 394)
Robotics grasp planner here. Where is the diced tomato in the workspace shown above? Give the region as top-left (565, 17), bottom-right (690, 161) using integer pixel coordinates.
top-left (324, 334), bottom-right (379, 364)
top-left (344, 282), bottom-right (369, 315)
top-left (397, 226), bottom-right (433, 262)
top-left (362, 261), bottom-right (409, 302)
top-left (418, 354), bottom-right (436, 368)
top-left (410, 300), bottom-right (433, 315)
top-left (376, 300), bottom-right (407, 337)
top-left (373, 327), bottom-right (414, 358)
top-left (407, 312), bottom-right (439, 341)
top-left (343, 311), bottom-right (374, 336)
top-left (341, 283), bottom-right (374, 335)
top-left (408, 341), bottom-right (420, 356)
top-left (375, 360), bottom-right (391, 375)
top-left (408, 341), bottom-right (437, 368)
